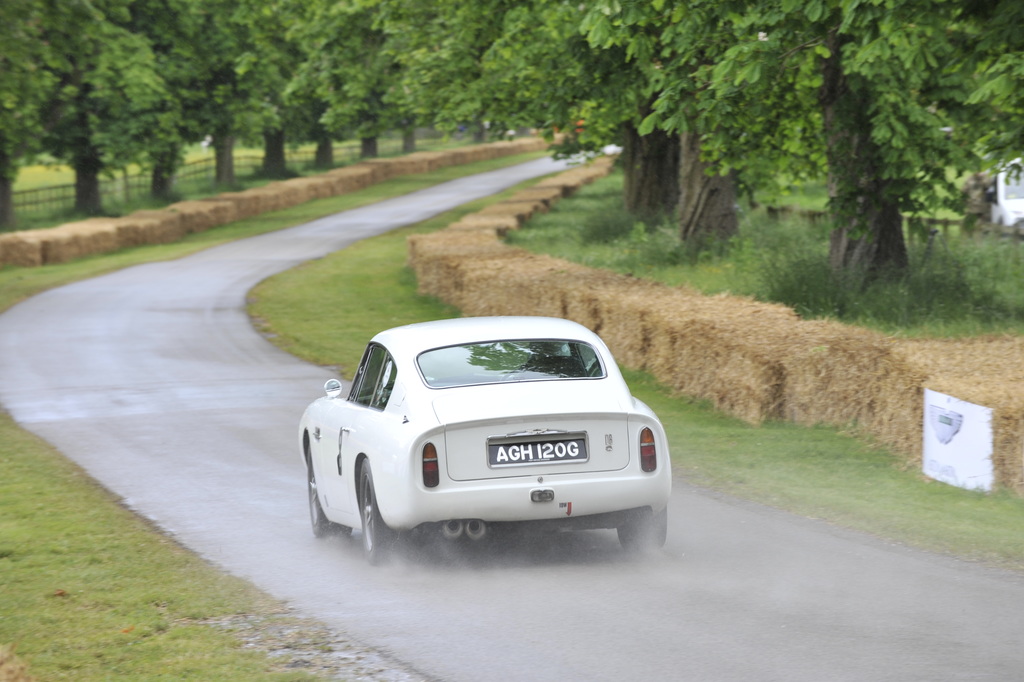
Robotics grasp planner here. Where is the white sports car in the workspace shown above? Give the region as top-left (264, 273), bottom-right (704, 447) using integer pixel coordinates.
top-left (298, 316), bottom-right (672, 564)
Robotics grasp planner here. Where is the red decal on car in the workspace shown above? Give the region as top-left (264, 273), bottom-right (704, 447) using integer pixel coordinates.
top-left (565, 502), bottom-right (572, 517)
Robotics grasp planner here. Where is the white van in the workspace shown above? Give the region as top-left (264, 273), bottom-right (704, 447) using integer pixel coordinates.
top-left (988, 161), bottom-right (1024, 228)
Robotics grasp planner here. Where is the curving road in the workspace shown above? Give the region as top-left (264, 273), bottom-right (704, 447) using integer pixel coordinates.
top-left (2, 158), bottom-right (1024, 681)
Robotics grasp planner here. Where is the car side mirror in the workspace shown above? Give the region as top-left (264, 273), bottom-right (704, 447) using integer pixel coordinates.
top-left (985, 186), bottom-right (996, 203)
top-left (324, 379), bottom-right (344, 398)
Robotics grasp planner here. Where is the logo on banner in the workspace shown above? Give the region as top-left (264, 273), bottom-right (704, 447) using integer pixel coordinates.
top-left (928, 405), bottom-right (963, 445)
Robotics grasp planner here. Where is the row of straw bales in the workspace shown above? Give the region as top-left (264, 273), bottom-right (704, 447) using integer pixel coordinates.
top-left (0, 138), bottom-right (549, 268)
top-left (408, 156), bottom-right (1024, 494)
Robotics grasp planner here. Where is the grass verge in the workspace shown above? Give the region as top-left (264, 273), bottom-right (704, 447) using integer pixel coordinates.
top-left (0, 151), bottom-right (544, 681)
top-left (0, 412), bottom-right (316, 681)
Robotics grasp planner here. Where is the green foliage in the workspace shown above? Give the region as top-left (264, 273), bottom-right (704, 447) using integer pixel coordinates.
top-left (510, 169), bottom-right (1024, 336)
top-left (288, 0), bottom-right (401, 140)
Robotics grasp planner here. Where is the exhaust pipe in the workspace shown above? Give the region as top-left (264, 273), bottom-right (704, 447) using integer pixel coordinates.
top-left (441, 520), bottom-right (464, 540)
top-left (465, 519), bottom-right (487, 541)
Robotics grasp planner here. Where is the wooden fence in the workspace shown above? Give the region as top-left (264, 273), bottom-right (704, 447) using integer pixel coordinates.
top-left (11, 131), bottom-right (442, 219)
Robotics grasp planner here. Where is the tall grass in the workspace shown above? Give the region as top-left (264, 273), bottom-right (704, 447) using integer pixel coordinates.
top-left (508, 170), bottom-right (1024, 337)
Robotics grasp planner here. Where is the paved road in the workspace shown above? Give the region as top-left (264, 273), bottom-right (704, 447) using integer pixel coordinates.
top-left (2, 158), bottom-right (1024, 681)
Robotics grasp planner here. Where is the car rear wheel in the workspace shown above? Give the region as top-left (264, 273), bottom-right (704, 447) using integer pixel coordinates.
top-left (617, 507), bottom-right (668, 553)
top-left (359, 462), bottom-right (396, 565)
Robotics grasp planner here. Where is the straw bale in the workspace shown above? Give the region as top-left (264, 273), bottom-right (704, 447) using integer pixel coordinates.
top-left (209, 191), bottom-right (258, 220)
top-left (355, 158), bottom-right (402, 183)
top-left (166, 199), bottom-right (238, 233)
top-left (531, 175), bottom-right (583, 197)
top-left (36, 219), bottom-right (120, 264)
top-left (278, 176), bottom-right (337, 202)
top-left (648, 312), bottom-right (787, 423)
top-left (324, 166), bottom-right (379, 194)
top-left (216, 185), bottom-right (300, 218)
top-left (622, 287), bottom-right (794, 423)
top-left (446, 146), bottom-right (495, 166)
top-left (407, 229), bottom-right (499, 264)
top-left (115, 210), bottom-right (187, 247)
top-left (774, 321), bottom-right (893, 425)
top-left (449, 214), bottom-right (521, 232)
top-left (0, 231), bottom-right (43, 267)
top-left (408, 234), bottom-right (526, 305)
top-left (475, 201), bottom-right (537, 225)
top-left (401, 151), bottom-right (452, 173)
top-left (446, 216), bottom-right (520, 237)
top-left (506, 187), bottom-right (567, 209)
top-left (260, 182), bottom-right (308, 211)
top-left (448, 252), bottom-right (587, 319)
top-left (499, 197), bottom-right (550, 216)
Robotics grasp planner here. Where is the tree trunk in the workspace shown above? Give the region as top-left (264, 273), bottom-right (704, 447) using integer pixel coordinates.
top-left (360, 136), bottom-right (378, 159)
top-left (314, 137), bottom-right (333, 169)
top-left (0, 149), bottom-right (15, 229)
top-left (0, 176), bottom-right (14, 230)
top-left (150, 146), bottom-right (178, 200)
top-left (620, 121), bottom-right (679, 218)
top-left (214, 134), bottom-right (235, 186)
top-left (73, 141), bottom-right (103, 215)
top-left (677, 131), bottom-right (738, 242)
top-left (262, 129), bottom-right (287, 177)
top-left (820, 30), bottom-right (908, 275)
top-left (402, 126), bottom-right (416, 154)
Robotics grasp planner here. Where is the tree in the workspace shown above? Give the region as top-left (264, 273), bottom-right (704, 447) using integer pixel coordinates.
top-left (177, 0), bottom-right (259, 187)
top-left (40, 0), bottom-right (166, 214)
top-left (235, 0), bottom-right (309, 178)
top-left (290, 0), bottom-right (402, 160)
top-left (598, 0), bottom-right (987, 275)
top-left (0, 0), bottom-right (51, 227)
top-left (380, 0), bottom-right (684, 218)
top-left (127, 0), bottom-right (211, 200)
top-left (968, 0), bottom-right (1024, 168)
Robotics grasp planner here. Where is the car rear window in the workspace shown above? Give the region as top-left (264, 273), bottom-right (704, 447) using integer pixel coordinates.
top-left (417, 339), bottom-right (605, 388)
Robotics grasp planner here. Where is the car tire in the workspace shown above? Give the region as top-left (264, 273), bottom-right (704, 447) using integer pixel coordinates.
top-left (359, 462), bottom-right (396, 565)
top-left (308, 459), bottom-right (334, 538)
top-left (617, 507), bottom-right (668, 553)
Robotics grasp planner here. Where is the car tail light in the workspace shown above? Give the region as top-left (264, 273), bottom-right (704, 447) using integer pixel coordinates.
top-left (639, 427), bottom-right (657, 472)
top-left (422, 442), bottom-right (439, 488)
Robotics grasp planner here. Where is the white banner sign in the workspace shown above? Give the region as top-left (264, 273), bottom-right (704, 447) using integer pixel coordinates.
top-left (922, 389), bottom-right (993, 492)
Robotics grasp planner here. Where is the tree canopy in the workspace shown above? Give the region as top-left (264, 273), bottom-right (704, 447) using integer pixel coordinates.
top-left (3, 0), bottom-right (1022, 276)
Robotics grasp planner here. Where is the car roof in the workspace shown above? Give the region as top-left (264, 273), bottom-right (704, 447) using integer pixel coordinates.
top-left (371, 316), bottom-right (606, 356)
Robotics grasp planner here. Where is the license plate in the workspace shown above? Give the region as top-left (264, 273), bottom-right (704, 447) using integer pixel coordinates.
top-left (488, 436), bottom-right (588, 467)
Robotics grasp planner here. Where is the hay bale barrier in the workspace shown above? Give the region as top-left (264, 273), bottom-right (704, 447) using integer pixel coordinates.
top-left (408, 157), bottom-right (1024, 495)
top-left (0, 137), bottom-right (549, 269)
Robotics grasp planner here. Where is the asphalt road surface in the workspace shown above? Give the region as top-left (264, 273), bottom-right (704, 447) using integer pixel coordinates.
top-left (2, 158), bottom-right (1023, 681)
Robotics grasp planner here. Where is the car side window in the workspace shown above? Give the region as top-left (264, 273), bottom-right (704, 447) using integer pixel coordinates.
top-left (349, 344), bottom-right (397, 410)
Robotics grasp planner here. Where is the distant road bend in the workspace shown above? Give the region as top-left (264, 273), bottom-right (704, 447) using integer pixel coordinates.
top-left (1, 158), bottom-right (1023, 681)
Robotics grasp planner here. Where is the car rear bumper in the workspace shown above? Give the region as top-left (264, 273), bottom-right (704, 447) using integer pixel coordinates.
top-left (380, 468), bottom-right (672, 530)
